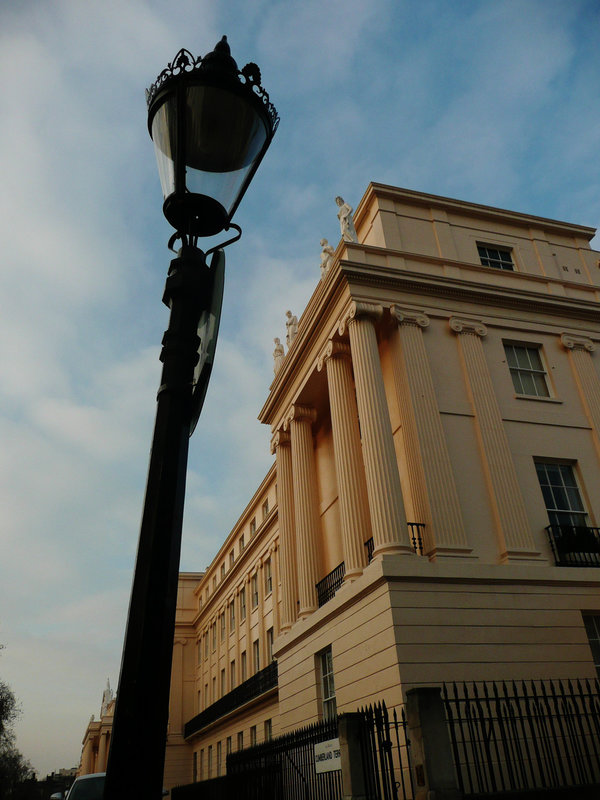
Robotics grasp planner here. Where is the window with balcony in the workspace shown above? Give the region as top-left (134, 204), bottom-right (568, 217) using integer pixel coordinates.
top-left (264, 558), bottom-right (272, 595)
top-left (318, 646), bottom-right (337, 721)
top-left (253, 638), bottom-right (260, 673)
top-left (536, 461), bottom-right (599, 566)
top-left (477, 243), bottom-right (514, 270)
top-left (583, 615), bottom-right (600, 679)
top-left (504, 343), bottom-right (550, 398)
top-left (267, 627), bottom-right (274, 663)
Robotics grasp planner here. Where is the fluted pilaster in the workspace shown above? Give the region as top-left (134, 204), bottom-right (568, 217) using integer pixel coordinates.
top-left (288, 405), bottom-right (321, 616)
top-left (561, 334), bottom-right (600, 460)
top-left (318, 340), bottom-right (371, 576)
top-left (340, 302), bottom-right (412, 556)
top-left (271, 430), bottom-right (298, 629)
top-left (450, 317), bottom-right (538, 561)
top-left (390, 307), bottom-right (469, 557)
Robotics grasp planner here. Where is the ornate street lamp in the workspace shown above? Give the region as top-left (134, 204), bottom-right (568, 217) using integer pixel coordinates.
top-left (103, 38), bottom-right (278, 800)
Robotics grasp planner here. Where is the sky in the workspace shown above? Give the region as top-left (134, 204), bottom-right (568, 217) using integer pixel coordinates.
top-left (1, 0), bottom-right (599, 779)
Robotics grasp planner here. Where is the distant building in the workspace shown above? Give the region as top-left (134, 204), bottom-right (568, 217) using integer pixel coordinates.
top-left (78, 680), bottom-right (114, 775)
top-left (82, 183), bottom-right (600, 792)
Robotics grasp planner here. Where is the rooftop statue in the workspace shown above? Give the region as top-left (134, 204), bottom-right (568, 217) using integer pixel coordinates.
top-left (320, 238), bottom-right (335, 278)
top-left (273, 337), bottom-right (285, 374)
top-left (286, 310), bottom-right (298, 347)
top-left (335, 195), bottom-right (358, 243)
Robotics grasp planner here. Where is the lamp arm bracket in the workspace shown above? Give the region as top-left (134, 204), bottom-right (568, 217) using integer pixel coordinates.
top-left (205, 223), bottom-right (242, 257)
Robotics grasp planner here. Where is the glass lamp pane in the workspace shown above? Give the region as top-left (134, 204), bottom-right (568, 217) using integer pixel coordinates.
top-left (151, 98), bottom-right (176, 200)
top-left (184, 85), bottom-right (268, 214)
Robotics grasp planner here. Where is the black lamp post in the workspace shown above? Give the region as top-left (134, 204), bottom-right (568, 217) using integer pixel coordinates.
top-left (103, 38), bottom-right (278, 800)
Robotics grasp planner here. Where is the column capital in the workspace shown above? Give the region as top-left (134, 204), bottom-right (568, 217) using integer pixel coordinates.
top-left (449, 316), bottom-right (487, 337)
top-left (317, 339), bottom-right (351, 372)
top-left (390, 306), bottom-right (430, 329)
top-left (284, 404), bottom-right (317, 429)
top-left (338, 301), bottom-right (383, 335)
top-left (561, 333), bottom-right (595, 353)
top-left (270, 428), bottom-right (291, 454)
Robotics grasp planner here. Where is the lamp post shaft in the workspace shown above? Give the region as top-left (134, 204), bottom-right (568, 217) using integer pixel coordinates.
top-left (104, 247), bottom-right (210, 800)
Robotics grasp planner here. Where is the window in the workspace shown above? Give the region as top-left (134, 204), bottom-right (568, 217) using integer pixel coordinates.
top-left (208, 745), bottom-right (213, 778)
top-left (230, 659), bottom-right (236, 689)
top-left (212, 676), bottom-right (216, 702)
top-left (220, 563), bottom-right (226, 580)
top-left (212, 576), bottom-right (217, 591)
top-left (262, 499), bottom-right (269, 520)
top-left (264, 719), bottom-right (272, 741)
top-left (220, 668), bottom-right (226, 697)
top-left (204, 633), bottom-right (209, 659)
top-left (240, 587), bottom-right (247, 619)
top-left (319, 646), bottom-right (337, 721)
top-left (229, 549), bottom-right (235, 568)
top-left (250, 518), bottom-right (256, 537)
top-left (253, 639), bottom-right (260, 673)
top-left (226, 736), bottom-right (232, 756)
top-left (241, 650), bottom-right (247, 681)
top-left (583, 615), bottom-right (600, 679)
top-left (220, 612), bottom-right (226, 641)
top-left (211, 623), bottom-right (216, 651)
top-left (250, 725), bottom-right (257, 747)
top-left (251, 574), bottom-right (259, 609)
top-left (267, 627), bottom-right (274, 663)
top-left (197, 640), bottom-right (202, 664)
top-left (239, 534), bottom-right (245, 552)
top-left (229, 600), bottom-right (235, 631)
top-left (193, 751), bottom-right (198, 783)
top-left (199, 749), bottom-right (204, 781)
top-left (237, 731), bottom-right (244, 751)
top-left (477, 243), bottom-right (514, 271)
top-left (217, 741), bottom-right (222, 776)
top-left (264, 558), bottom-right (272, 595)
top-left (197, 689), bottom-right (202, 712)
top-left (535, 461), bottom-right (587, 527)
top-left (204, 682), bottom-right (208, 705)
top-left (504, 343), bottom-right (550, 397)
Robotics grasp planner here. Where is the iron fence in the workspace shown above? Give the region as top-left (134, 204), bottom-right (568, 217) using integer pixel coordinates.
top-left (227, 716), bottom-right (342, 800)
top-left (365, 523), bottom-right (425, 564)
top-left (359, 701), bottom-right (414, 800)
top-left (443, 679), bottom-right (600, 795)
top-left (316, 562), bottom-right (346, 607)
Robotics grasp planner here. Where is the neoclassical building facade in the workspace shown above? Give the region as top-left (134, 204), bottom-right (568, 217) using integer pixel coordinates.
top-left (83, 183), bottom-right (600, 790)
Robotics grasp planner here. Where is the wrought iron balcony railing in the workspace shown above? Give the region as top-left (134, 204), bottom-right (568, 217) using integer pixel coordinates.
top-left (184, 660), bottom-right (278, 739)
top-left (316, 562), bottom-right (345, 607)
top-left (546, 524), bottom-right (600, 567)
top-left (365, 522), bottom-right (425, 563)
top-left (317, 523), bottom-right (427, 608)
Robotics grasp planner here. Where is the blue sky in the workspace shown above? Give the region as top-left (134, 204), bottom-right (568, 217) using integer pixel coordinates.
top-left (1, 0), bottom-right (599, 777)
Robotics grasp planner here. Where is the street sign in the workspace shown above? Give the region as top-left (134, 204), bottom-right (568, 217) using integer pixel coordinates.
top-left (314, 738), bottom-right (341, 774)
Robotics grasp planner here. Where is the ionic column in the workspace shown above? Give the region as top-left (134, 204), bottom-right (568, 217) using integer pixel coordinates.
top-left (450, 317), bottom-right (538, 561)
top-left (97, 732), bottom-right (108, 771)
top-left (288, 405), bottom-right (321, 616)
top-left (318, 340), bottom-right (371, 576)
top-left (561, 334), bottom-right (600, 460)
top-left (390, 307), bottom-right (469, 557)
top-left (340, 302), bottom-right (413, 556)
top-left (271, 541), bottom-right (281, 636)
top-left (271, 430), bottom-right (298, 630)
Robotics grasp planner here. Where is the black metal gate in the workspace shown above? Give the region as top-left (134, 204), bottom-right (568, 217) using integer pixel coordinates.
top-left (358, 702), bottom-right (414, 800)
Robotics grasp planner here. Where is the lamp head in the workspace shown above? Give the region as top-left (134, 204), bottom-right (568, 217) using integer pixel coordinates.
top-left (147, 37), bottom-right (279, 238)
